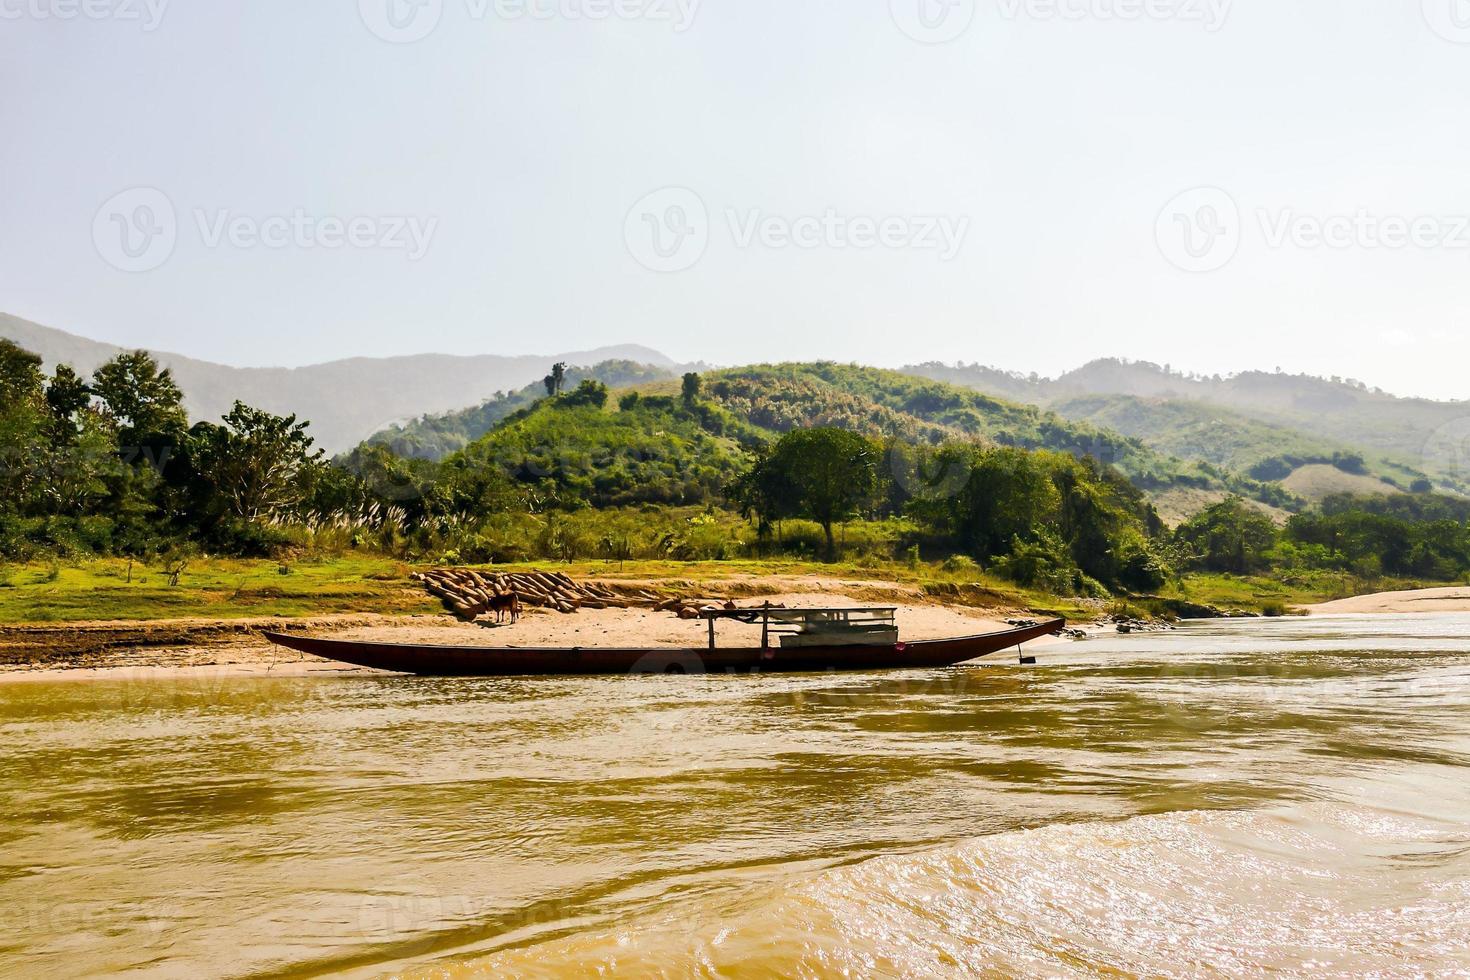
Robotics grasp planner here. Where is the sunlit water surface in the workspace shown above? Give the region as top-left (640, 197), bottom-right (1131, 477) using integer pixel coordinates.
top-left (2, 614), bottom-right (1468, 978)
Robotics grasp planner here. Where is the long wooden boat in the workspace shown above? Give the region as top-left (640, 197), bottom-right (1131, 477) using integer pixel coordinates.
top-left (262, 616), bottom-right (1065, 677)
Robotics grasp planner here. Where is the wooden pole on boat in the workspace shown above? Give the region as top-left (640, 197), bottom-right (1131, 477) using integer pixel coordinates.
top-left (708, 614), bottom-right (716, 651)
top-left (761, 603), bottom-right (769, 651)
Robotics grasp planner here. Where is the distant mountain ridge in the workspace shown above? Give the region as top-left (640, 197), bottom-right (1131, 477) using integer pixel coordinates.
top-left (903, 358), bottom-right (1469, 494)
top-left (0, 314), bottom-right (675, 453)
top-left (10, 315), bottom-right (1466, 505)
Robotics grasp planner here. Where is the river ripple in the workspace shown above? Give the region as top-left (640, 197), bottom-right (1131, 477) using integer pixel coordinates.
top-left (1, 614), bottom-right (1467, 977)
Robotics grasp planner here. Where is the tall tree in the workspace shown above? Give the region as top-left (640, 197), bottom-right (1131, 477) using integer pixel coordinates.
top-left (44, 364), bottom-right (92, 444)
top-left (543, 362), bottom-right (568, 398)
top-left (749, 428), bottom-right (880, 559)
top-left (189, 402), bottom-right (323, 522)
top-left (0, 339), bottom-right (44, 405)
top-left (955, 447), bottom-right (1060, 559)
top-left (1175, 498), bottom-right (1278, 574)
top-left (681, 372), bottom-right (701, 406)
top-left (0, 340), bottom-right (47, 514)
top-left (90, 350), bottom-right (188, 445)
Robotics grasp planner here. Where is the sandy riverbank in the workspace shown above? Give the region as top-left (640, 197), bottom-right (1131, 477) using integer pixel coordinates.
top-left (0, 588), bottom-right (1049, 681)
top-left (1302, 587), bottom-right (1470, 615)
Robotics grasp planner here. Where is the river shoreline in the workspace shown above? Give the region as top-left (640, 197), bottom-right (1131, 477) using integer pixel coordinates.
top-left (4, 584), bottom-right (1465, 682)
top-left (1300, 586), bottom-right (1470, 615)
top-left (0, 588), bottom-right (1047, 680)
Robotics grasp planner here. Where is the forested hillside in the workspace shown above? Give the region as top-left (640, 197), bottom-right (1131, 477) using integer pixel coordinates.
top-left (698, 363), bottom-right (1286, 504)
top-left (904, 359), bottom-right (1463, 495)
top-left (366, 360), bottom-right (675, 460)
top-left (8, 336), bottom-right (1470, 607)
top-left (0, 313), bottom-right (674, 453)
top-left (365, 361), bottom-right (1297, 512)
top-left (442, 382), bottom-right (761, 510)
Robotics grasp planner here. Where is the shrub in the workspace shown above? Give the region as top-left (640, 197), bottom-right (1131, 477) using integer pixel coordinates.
top-left (941, 554), bottom-right (981, 575)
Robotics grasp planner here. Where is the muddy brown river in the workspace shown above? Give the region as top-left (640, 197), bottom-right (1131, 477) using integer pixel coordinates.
top-left (2, 614), bottom-right (1468, 977)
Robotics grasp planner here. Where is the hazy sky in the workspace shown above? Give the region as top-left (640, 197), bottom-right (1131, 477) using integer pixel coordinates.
top-left (3, 0), bottom-right (1469, 399)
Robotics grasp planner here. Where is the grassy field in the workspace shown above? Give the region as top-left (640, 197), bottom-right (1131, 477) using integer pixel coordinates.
top-left (0, 554), bottom-right (1094, 624)
top-left (0, 554), bottom-right (1444, 625)
top-left (1154, 569), bottom-right (1442, 617)
top-left (0, 556), bottom-right (439, 623)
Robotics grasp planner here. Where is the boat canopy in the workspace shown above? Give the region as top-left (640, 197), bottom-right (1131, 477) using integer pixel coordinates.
top-left (698, 605), bottom-right (899, 649)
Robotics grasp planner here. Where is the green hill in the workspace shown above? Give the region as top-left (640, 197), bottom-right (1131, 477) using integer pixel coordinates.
top-left (701, 363), bottom-right (1265, 498)
top-left (1047, 394), bottom-right (1335, 471)
top-left (382, 362), bottom-right (1311, 517)
top-left (366, 360), bottom-right (674, 460)
top-left (904, 358), bottom-right (1456, 495)
top-left (0, 312), bottom-right (676, 453)
top-left (447, 385), bottom-right (759, 509)
top-left (414, 362), bottom-right (1296, 517)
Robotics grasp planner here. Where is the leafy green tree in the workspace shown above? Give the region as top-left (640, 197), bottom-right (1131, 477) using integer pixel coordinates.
top-left (993, 528), bottom-right (1077, 591)
top-left (43, 364), bottom-right (92, 444)
top-left (90, 350), bottom-right (188, 445)
top-left (563, 379), bottom-right (609, 409)
top-left (0, 341), bottom-right (47, 517)
top-left (543, 362), bottom-right (568, 398)
top-left (188, 402), bottom-right (323, 521)
top-left (1175, 498), bottom-right (1279, 574)
top-left (955, 447), bottom-right (1060, 559)
top-left (0, 339), bottom-right (44, 405)
top-left (749, 428), bottom-right (881, 559)
top-left (730, 446), bottom-right (796, 539)
top-left (681, 372), bottom-right (701, 406)
top-left (1051, 455), bottom-right (1139, 585)
top-left (33, 419), bottom-right (118, 517)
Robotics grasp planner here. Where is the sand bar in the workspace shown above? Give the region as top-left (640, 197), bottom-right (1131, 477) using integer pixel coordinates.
top-left (1303, 587), bottom-right (1470, 615)
top-left (0, 589), bottom-right (1043, 682)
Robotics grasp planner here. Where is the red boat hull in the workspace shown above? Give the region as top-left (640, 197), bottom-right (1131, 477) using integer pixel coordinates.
top-left (263, 619), bottom-right (1065, 677)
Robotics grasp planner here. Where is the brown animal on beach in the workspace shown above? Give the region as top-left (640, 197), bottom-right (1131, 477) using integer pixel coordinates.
top-left (488, 592), bottom-right (521, 624)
